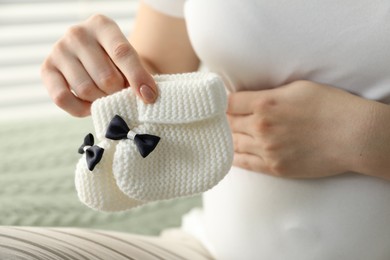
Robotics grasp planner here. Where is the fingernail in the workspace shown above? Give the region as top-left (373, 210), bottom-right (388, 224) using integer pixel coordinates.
top-left (140, 84), bottom-right (156, 103)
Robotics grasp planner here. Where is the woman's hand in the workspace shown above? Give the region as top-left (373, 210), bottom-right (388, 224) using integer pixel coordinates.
top-left (227, 80), bottom-right (373, 178)
top-left (41, 14), bottom-right (158, 117)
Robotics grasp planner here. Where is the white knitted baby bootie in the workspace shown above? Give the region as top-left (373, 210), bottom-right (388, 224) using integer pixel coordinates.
top-left (93, 72), bottom-right (234, 202)
top-left (75, 91), bottom-right (144, 211)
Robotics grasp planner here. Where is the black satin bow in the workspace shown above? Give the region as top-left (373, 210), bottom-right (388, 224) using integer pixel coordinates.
top-left (78, 133), bottom-right (104, 171)
top-left (105, 115), bottom-right (161, 158)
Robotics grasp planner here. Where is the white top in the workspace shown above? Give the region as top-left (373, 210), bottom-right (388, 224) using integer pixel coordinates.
top-left (143, 1), bottom-right (390, 259)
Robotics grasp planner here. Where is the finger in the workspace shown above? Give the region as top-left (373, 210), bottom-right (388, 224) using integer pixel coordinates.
top-left (233, 152), bottom-right (268, 173)
top-left (41, 65), bottom-right (91, 117)
top-left (227, 89), bottom-right (278, 116)
top-left (55, 57), bottom-right (106, 102)
top-left (227, 91), bottom-right (259, 115)
top-left (89, 15), bottom-right (158, 103)
top-left (76, 42), bottom-right (125, 94)
top-left (227, 114), bottom-right (255, 135)
top-left (232, 133), bottom-right (259, 155)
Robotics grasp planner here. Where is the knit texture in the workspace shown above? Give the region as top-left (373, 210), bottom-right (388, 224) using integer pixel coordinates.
top-left (78, 72), bottom-right (233, 207)
top-left (75, 139), bottom-right (144, 212)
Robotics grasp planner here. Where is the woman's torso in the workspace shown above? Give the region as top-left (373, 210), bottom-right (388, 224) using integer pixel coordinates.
top-left (182, 0), bottom-right (390, 259)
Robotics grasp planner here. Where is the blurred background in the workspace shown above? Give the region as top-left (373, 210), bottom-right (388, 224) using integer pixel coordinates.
top-left (0, 0), bottom-right (200, 235)
top-left (0, 0), bottom-right (137, 120)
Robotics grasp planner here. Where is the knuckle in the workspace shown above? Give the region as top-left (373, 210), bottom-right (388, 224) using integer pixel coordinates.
top-left (52, 89), bottom-right (69, 109)
top-left (66, 25), bottom-right (87, 43)
top-left (268, 161), bottom-right (281, 175)
top-left (98, 70), bottom-right (120, 88)
top-left (88, 14), bottom-right (112, 26)
top-left (76, 82), bottom-right (95, 98)
top-left (253, 118), bottom-right (272, 133)
top-left (269, 160), bottom-right (288, 177)
top-left (51, 41), bottom-right (67, 58)
top-left (252, 97), bottom-right (277, 113)
top-left (112, 42), bottom-right (134, 60)
top-left (51, 88), bottom-right (90, 118)
top-left (263, 141), bottom-right (279, 152)
top-left (40, 60), bottom-right (52, 77)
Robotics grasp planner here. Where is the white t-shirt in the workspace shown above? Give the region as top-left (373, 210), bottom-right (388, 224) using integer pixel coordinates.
top-left (143, 1), bottom-right (390, 259)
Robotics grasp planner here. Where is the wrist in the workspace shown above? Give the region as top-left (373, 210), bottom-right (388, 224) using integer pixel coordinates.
top-left (345, 99), bottom-right (376, 174)
top-left (350, 100), bottom-right (390, 179)
top-left (326, 90), bottom-right (375, 175)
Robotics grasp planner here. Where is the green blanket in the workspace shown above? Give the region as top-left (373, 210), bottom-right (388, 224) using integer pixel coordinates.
top-left (0, 116), bottom-right (201, 235)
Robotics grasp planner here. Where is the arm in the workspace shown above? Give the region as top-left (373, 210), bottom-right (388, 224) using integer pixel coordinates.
top-left (130, 3), bottom-right (200, 74)
top-left (227, 80), bottom-right (390, 180)
top-left (41, 2), bottom-right (199, 117)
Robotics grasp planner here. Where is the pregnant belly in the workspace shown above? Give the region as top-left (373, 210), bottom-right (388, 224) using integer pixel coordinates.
top-left (202, 166), bottom-right (390, 260)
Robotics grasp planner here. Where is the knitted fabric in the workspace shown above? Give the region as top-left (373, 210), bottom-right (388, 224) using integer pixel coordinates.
top-left (76, 72), bottom-right (233, 209)
top-left (75, 139), bottom-right (143, 212)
